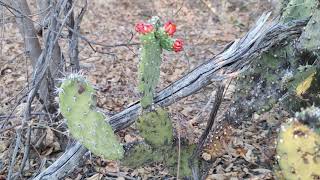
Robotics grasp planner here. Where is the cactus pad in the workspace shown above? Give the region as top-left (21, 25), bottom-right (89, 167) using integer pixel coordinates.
top-left (59, 74), bottom-right (124, 160)
top-left (138, 32), bottom-right (162, 108)
top-left (298, 9), bottom-right (320, 53)
top-left (123, 107), bottom-right (194, 177)
top-left (122, 141), bottom-right (164, 168)
top-left (281, 0), bottom-right (317, 22)
top-left (164, 144), bottom-right (195, 177)
top-left (136, 108), bottom-right (173, 147)
top-left (276, 120), bottom-right (320, 180)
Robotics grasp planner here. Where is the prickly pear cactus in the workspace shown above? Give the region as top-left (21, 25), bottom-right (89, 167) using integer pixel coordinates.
top-left (280, 0), bottom-right (317, 23)
top-left (124, 17), bottom-right (193, 177)
top-left (164, 144), bottom-right (196, 177)
top-left (298, 8), bottom-right (320, 54)
top-left (122, 141), bottom-right (161, 168)
top-left (123, 107), bottom-right (195, 177)
top-left (135, 16), bottom-right (183, 108)
top-left (58, 74), bottom-right (124, 160)
top-left (123, 139), bottom-right (195, 177)
top-left (138, 32), bottom-right (162, 108)
top-left (136, 108), bottom-right (173, 147)
top-left (276, 107), bottom-right (320, 180)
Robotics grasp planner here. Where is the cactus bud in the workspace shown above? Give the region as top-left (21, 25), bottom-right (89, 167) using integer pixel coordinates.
top-left (173, 39), bottom-right (183, 52)
top-left (164, 21), bottom-right (176, 36)
top-left (135, 22), bottom-right (154, 35)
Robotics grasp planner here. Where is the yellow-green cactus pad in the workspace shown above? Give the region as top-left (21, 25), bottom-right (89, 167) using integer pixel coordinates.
top-left (295, 72), bottom-right (316, 97)
top-left (59, 74), bottom-right (124, 160)
top-left (276, 120), bottom-right (320, 180)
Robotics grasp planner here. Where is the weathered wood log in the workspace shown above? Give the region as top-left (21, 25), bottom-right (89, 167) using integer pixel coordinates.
top-left (34, 13), bottom-right (309, 180)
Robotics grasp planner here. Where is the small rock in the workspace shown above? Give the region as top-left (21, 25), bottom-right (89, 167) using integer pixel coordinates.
top-left (124, 134), bottom-right (136, 143)
top-left (202, 152), bottom-right (211, 161)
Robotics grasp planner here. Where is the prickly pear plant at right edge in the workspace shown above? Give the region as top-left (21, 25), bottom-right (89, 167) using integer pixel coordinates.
top-left (58, 74), bottom-right (124, 160)
top-left (276, 107), bottom-right (320, 180)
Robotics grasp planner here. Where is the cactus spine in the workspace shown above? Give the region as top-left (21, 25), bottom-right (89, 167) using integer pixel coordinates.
top-left (58, 74), bottom-right (124, 160)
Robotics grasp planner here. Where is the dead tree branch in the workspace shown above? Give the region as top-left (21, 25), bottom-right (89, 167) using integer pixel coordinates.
top-left (34, 13), bottom-right (309, 180)
top-left (6, 0), bottom-right (42, 67)
top-left (189, 84), bottom-right (225, 179)
top-left (3, 0), bottom-right (75, 179)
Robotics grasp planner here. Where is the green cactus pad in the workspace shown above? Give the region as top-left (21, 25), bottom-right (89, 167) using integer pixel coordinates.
top-left (280, 0), bottom-right (317, 23)
top-left (136, 108), bottom-right (173, 147)
top-left (276, 120), bottom-right (320, 180)
top-left (122, 140), bottom-right (195, 177)
top-left (164, 144), bottom-right (195, 177)
top-left (122, 141), bottom-right (164, 168)
top-left (59, 75), bottom-right (124, 160)
top-left (298, 9), bottom-right (320, 53)
top-left (138, 32), bottom-right (162, 108)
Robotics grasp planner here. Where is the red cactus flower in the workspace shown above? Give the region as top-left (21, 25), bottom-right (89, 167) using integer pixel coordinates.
top-left (164, 21), bottom-right (176, 36)
top-left (173, 39), bottom-right (183, 52)
top-left (135, 22), bottom-right (154, 34)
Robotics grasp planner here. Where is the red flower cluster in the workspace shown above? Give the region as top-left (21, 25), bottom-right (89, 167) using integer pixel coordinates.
top-left (135, 20), bottom-right (183, 53)
top-left (173, 39), bottom-right (183, 52)
top-left (135, 22), bottom-right (154, 34)
top-left (164, 21), bottom-right (176, 36)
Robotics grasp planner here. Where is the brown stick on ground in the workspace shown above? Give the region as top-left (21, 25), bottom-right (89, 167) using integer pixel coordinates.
top-left (189, 84), bottom-right (226, 179)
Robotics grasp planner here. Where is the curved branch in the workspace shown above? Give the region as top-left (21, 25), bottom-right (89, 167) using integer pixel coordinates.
top-left (34, 13), bottom-right (308, 180)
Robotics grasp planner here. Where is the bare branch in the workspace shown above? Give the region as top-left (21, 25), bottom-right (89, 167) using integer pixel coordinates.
top-left (189, 84), bottom-right (225, 179)
top-left (6, 0), bottom-right (42, 67)
top-left (66, 0), bottom-right (87, 72)
top-left (6, 0), bottom-right (72, 178)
